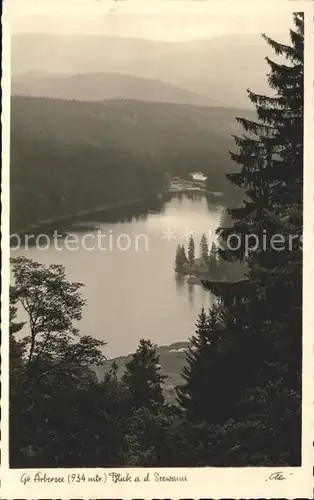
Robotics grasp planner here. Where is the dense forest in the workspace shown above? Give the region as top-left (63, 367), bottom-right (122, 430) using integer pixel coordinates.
top-left (11, 96), bottom-right (250, 154)
top-left (10, 133), bottom-right (165, 231)
top-left (10, 13), bottom-right (303, 467)
top-left (10, 98), bottom-right (250, 230)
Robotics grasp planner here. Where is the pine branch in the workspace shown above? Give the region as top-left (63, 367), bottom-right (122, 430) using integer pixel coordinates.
top-left (262, 34), bottom-right (297, 61)
top-left (235, 117), bottom-right (276, 137)
top-left (247, 90), bottom-right (285, 110)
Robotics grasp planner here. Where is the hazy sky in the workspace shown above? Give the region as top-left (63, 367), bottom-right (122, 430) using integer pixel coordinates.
top-left (11, 11), bottom-right (294, 41)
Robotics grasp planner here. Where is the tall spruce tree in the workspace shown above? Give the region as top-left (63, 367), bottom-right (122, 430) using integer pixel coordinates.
top-left (175, 244), bottom-right (188, 270)
top-left (209, 12), bottom-right (304, 463)
top-left (180, 244), bottom-right (188, 266)
top-left (200, 233), bottom-right (209, 264)
top-left (208, 241), bottom-right (218, 279)
top-left (188, 235), bottom-right (195, 270)
top-left (175, 244), bottom-right (183, 270)
top-left (219, 12), bottom-right (303, 253)
top-left (122, 339), bottom-right (166, 410)
top-left (176, 304), bottom-right (237, 423)
top-left (218, 12), bottom-right (303, 376)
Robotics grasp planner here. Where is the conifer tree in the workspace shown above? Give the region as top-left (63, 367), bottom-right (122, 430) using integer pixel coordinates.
top-left (209, 13), bottom-right (304, 463)
top-left (187, 235), bottom-right (195, 270)
top-left (175, 244), bottom-right (188, 271)
top-left (219, 12), bottom-right (303, 255)
top-left (208, 241), bottom-right (218, 279)
top-left (217, 12), bottom-right (303, 378)
top-left (122, 339), bottom-right (166, 410)
top-left (175, 244), bottom-right (182, 270)
top-left (200, 233), bottom-right (209, 264)
top-left (176, 304), bottom-right (231, 423)
top-left (180, 244), bottom-right (188, 266)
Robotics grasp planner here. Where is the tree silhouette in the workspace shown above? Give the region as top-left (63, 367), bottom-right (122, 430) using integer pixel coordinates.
top-left (200, 233), bottom-right (209, 264)
top-left (188, 235), bottom-right (195, 270)
top-left (122, 339), bottom-right (166, 410)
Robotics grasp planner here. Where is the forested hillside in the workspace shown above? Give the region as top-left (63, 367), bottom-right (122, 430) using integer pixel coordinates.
top-left (11, 97), bottom-right (252, 230)
top-left (10, 133), bottom-right (166, 231)
top-left (12, 72), bottom-right (213, 107)
top-left (11, 96), bottom-right (252, 152)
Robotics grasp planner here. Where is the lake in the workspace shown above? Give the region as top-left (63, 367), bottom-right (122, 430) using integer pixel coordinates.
top-left (11, 193), bottom-right (224, 358)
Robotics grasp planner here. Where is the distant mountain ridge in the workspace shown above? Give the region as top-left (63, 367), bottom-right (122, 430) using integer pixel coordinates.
top-left (11, 33), bottom-right (285, 107)
top-left (11, 72), bottom-right (214, 107)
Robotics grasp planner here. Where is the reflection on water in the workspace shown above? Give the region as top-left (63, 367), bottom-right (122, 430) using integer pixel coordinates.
top-left (174, 272), bottom-right (186, 294)
top-left (12, 193), bottom-right (224, 357)
top-left (175, 273), bottom-right (197, 308)
top-left (187, 282), bottom-right (195, 307)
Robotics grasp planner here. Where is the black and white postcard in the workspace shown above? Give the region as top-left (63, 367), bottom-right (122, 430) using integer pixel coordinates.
top-left (1, 0), bottom-right (313, 497)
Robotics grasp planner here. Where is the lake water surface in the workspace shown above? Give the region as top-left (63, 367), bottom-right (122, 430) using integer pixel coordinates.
top-left (12, 193), bottom-right (223, 357)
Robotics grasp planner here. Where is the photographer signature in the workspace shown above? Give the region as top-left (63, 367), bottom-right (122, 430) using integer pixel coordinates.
top-left (266, 471), bottom-right (292, 481)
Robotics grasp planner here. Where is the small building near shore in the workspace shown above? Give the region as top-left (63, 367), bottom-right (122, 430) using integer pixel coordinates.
top-left (190, 172), bottom-right (208, 182)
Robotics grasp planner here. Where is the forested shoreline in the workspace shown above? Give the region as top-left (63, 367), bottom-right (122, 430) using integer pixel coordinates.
top-left (10, 13), bottom-right (303, 467)
top-left (174, 211), bottom-right (247, 283)
top-left (10, 133), bottom-right (165, 232)
top-left (10, 97), bottom-right (247, 232)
